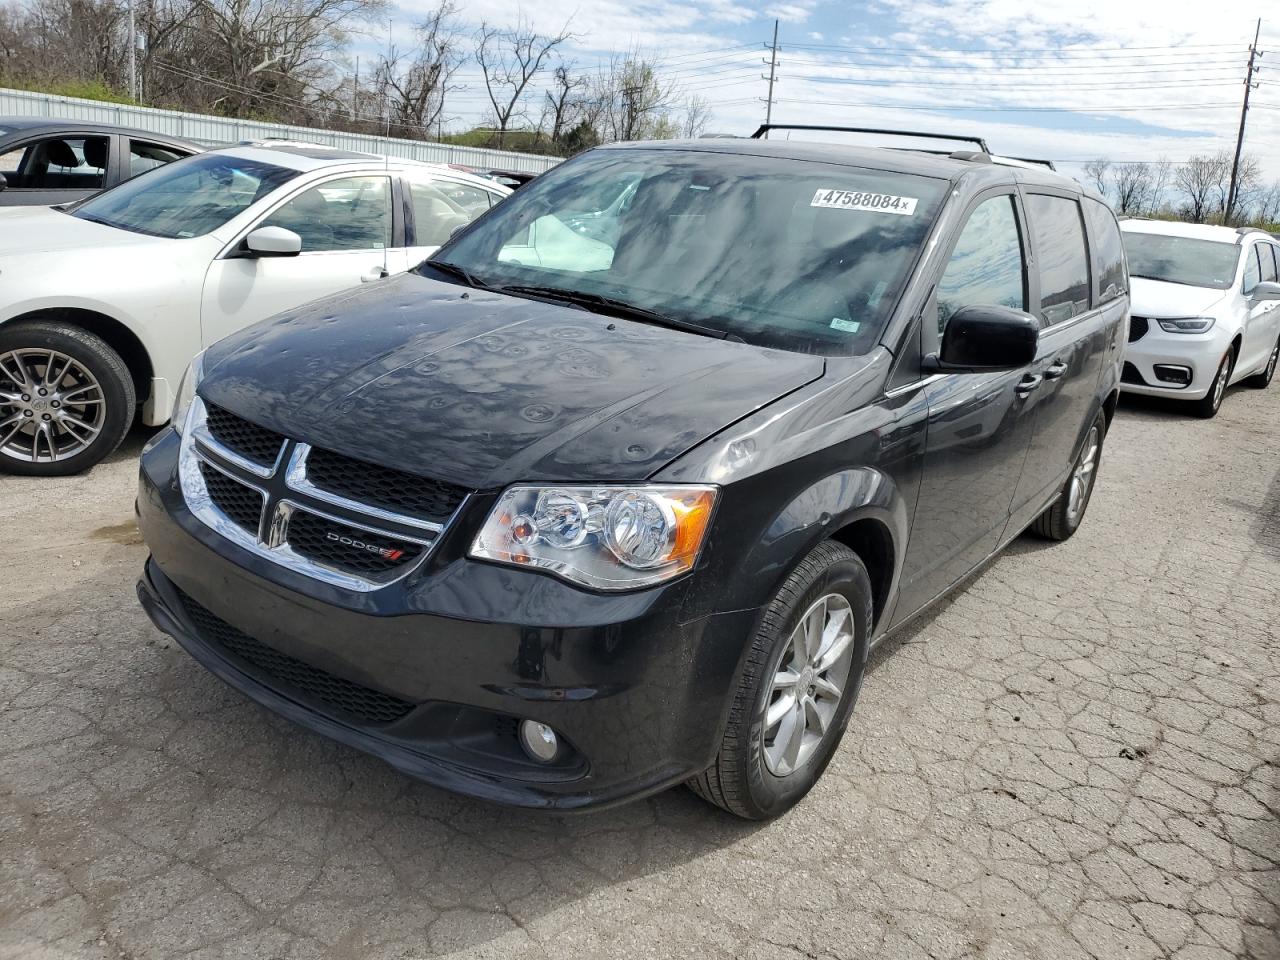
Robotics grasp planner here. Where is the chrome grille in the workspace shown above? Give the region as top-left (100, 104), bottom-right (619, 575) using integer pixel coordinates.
top-left (179, 396), bottom-right (467, 590)
top-left (199, 461), bottom-right (263, 536)
top-left (304, 446), bottom-right (468, 524)
top-left (204, 403), bottom-right (286, 469)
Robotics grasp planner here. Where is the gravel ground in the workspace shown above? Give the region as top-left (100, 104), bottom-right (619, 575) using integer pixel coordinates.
top-left (1, 387), bottom-right (1278, 960)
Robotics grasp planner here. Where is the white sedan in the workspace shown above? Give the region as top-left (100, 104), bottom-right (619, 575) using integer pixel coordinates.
top-left (0, 143), bottom-right (511, 475)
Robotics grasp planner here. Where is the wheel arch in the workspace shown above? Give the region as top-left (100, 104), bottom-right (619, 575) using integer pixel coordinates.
top-left (711, 466), bottom-right (911, 637)
top-left (1, 307), bottom-right (153, 405)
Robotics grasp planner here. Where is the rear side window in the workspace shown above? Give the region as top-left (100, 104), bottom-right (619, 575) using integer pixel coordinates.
top-left (935, 195), bottom-right (1026, 334)
top-left (1083, 199), bottom-right (1127, 304)
top-left (129, 140), bottom-right (187, 178)
top-left (1026, 194), bottom-right (1091, 325)
top-left (407, 178), bottom-right (480, 247)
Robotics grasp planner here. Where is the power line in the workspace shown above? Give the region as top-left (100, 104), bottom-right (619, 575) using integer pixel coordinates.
top-left (781, 41), bottom-right (1246, 56)
top-left (769, 98), bottom-right (1239, 113)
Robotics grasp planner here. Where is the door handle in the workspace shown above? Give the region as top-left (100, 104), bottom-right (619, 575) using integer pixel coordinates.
top-left (361, 266), bottom-right (390, 282)
top-left (1044, 360), bottom-right (1069, 380)
top-left (1014, 374), bottom-right (1043, 396)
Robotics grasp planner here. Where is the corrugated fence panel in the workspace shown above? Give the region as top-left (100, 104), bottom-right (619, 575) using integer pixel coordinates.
top-left (0, 87), bottom-right (562, 173)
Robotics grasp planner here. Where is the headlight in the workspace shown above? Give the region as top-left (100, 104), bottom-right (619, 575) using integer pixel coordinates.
top-left (170, 351), bottom-right (205, 434)
top-left (470, 485), bottom-right (717, 590)
top-left (1157, 317), bottom-right (1215, 334)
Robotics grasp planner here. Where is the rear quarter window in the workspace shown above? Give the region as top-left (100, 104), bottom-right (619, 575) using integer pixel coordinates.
top-left (1026, 194), bottom-right (1091, 325)
top-left (1083, 199), bottom-right (1127, 304)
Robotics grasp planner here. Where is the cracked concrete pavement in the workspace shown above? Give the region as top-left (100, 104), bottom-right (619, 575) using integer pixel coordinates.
top-left (1, 388), bottom-right (1278, 960)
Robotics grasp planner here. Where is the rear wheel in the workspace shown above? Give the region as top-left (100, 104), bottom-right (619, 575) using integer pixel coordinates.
top-left (1190, 350), bottom-right (1233, 418)
top-left (0, 321), bottom-right (135, 476)
top-left (687, 541), bottom-right (872, 820)
top-left (1031, 412), bottom-right (1105, 542)
top-left (1247, 337), bottom-right (1279, 389)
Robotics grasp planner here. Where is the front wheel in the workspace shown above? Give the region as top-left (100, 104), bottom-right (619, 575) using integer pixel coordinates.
top-left (0, 321), bottom-right (135, 476)
top-left (1247, 337), bottom-right (1279, 389)
top-left (687, 541), bottom-right (872, 820)
top-left (1031, 412), bottom-right (1106, 542)
top-left (1189, 350), bottom-right (1233, 418)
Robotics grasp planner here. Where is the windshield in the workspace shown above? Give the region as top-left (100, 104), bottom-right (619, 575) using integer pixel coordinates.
top-left (72, 153), bottom-right (299, 238)
top-left (1122, 232), bottom-right (1240, 290)
top-left (427, 148), bottom-right (948, 355)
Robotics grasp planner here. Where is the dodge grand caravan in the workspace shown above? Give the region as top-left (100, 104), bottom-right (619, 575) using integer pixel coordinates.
top-left (136, 128), bottom-right (1128, 819)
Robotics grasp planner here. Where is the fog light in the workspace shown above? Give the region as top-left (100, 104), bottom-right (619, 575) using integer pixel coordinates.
top-left (1153, 364), bottom-right (1192, 387)
top-left (518, 720), bottom-right (559, 763)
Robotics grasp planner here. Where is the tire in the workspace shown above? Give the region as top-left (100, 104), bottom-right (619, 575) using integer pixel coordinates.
top-left (1247, 337), bottom-right (1279, 389)
top-left (1189, 350), bottom-right (1233, 419)
top-left (1031, 411), bottom-right (1106, 542)
top-left (687, 541), bottom-right (872, 820)
top-left (0, 320), bottom-right (135, 476)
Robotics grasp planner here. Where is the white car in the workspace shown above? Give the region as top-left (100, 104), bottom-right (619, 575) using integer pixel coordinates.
top-left (1120, 220), bottom-right (1280, 417)
top-left (0, 143), bottom-right (510, 475)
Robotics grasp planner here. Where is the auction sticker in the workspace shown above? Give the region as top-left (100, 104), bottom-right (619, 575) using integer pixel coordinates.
top-left (811, 189), bottom-right (918, 216)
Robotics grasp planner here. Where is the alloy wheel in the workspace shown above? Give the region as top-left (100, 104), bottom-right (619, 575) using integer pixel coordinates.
top-left (762, 593), bottom-right (856, 777)
top-left (1211, 355), bottom-right (1231, 411)
top-left (0, 349), bottom-right (106, 464)
top-left (1267, 343), bottom-right (1279, 383)
top-left (1066, 424), bottom-right (1101, 525)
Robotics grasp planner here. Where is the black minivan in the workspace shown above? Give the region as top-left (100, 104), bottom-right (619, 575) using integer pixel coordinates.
top-left (136, 129), bottom-right (1128, 819)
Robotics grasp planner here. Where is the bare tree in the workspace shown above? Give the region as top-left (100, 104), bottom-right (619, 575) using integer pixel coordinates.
top-left (1083, 158), bottom-right (1111, 200)
top-left (1219, 153), bottom-right (1262, 225)
top-left (1112, 162), bottom-right (1153, 216)
top-left (542, 62), bottom-right (590, 144)
top-left (474, 17), bottom-right (572, 147)
top-left (1254, 181), bottom-right (1280, 226)
top-left (373, 1), bottom-right (462, 139)
top-left (681, 94), bottom-right (712, 139)
top-left (594, 53), bottom-right (678, 143)
top-left (1147, 156), bottom-right (1173, 215)
top-left (1174, 152), bottom-right (1230, 223)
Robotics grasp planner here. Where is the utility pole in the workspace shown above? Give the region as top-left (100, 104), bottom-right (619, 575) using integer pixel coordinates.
top-left (1225, 18), bottom-right (1263, 225)
top-left (127, 0), bottom-right (137, 102)
top-left (762, 19), bottom-right (779, 138)
top-left (352, 57), bottom-right (359, 121)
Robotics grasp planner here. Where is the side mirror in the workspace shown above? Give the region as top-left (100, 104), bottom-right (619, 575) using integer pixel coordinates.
top-left (1249, 280), bottom-right (1280, 303)
top-left (0, 171), bottom-right (7, 192)
top-left (241, 226), bottom-right (302, 258)
top-left (927, 304), bottom-right (1039, 372)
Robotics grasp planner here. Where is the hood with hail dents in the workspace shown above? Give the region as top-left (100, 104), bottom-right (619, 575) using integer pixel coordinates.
top-left (200, 272), bottom-right (825, 489)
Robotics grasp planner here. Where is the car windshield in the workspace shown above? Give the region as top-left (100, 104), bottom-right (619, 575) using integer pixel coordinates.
top-left (71, 153), bottom-right (299, 239)
top-left (427, 148), bottom-right (948, 356)
top-left (1122, 232), bottom-right (1240, 290)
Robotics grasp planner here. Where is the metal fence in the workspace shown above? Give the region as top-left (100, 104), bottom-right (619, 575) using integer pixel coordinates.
top-left (0, 86), bottom-right (563, 173)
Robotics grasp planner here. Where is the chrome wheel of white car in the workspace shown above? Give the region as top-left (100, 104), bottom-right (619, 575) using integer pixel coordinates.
top-left (0, 322), bottom-right (135, 476)
top-left (0, 349), bottom-right (107, 463)
top-left (1192, 351), bottom-right (1233, 419)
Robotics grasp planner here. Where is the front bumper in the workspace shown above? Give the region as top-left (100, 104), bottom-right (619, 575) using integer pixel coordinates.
top-left (136, 429), bottom-right (759, 811)
top-left (1121, 321), bottom-right (1231, 399)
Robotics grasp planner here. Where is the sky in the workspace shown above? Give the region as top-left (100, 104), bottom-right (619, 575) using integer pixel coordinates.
top-left (381, 0), bottom-right (1280, 185)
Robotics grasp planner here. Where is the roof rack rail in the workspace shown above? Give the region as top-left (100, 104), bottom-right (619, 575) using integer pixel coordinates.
top-left (749, 124), bottom-right (990, 153)
top-left (1006, 156), bottom-right (1058, 171)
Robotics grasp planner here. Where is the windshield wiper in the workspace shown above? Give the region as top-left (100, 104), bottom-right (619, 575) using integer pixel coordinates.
top-left (497, 284), bottom-right (738, 341)
top-left (423, 259), bottom-right (491, 290)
